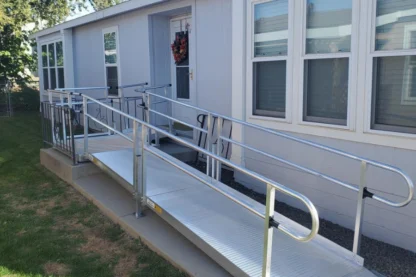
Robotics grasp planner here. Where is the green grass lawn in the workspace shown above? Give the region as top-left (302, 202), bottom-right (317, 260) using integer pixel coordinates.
top-left (0, 112), bottom-right (186, 277)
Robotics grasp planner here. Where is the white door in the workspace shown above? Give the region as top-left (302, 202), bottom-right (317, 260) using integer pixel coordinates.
top-left (170, 15), bottom-right (196, 139)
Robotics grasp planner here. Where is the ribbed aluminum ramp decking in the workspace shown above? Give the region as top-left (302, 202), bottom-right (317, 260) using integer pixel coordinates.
top-left (90, 147), bottom-right (376, 277)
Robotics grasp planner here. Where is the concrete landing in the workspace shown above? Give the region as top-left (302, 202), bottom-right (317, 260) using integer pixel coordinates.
top-left (40, 148), bottom-right (229, 277)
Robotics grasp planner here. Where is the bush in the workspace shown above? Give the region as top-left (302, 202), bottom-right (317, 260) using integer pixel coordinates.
top-left (11, 86), bottom-right (40, 111)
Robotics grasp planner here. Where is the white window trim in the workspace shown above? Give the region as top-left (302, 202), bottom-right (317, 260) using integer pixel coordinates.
top-left (246, 0), bottom-right (294, 124)
top-left (298, 0), bottom-right (359, 131)
top-left (41, 39), bottom-right (65, 92)
top-left (102, 26), bottom-right (122, 98)
top-left (364, 0), bottom-right (416, 138)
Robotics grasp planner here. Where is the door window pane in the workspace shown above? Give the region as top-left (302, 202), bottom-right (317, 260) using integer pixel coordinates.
top-left (254, 0), bottom-right (288, 57)
top-left (304, 58), bottom-right (349, 125)
top-left (43, 69), bottom-right (49, 90)
top-left (375, 1), bottom-right (416, 51)
top-left (176, 67), bottom-right (190, 99)
top-left (372, 56), bottom-right (416, 133)
top-left (58, 68), bottom-right (65, 88)
top-left (106, 67), bottom-right (119, 96)
top-left (306, 0), bottom-right (352, 54)
top-left (50, 68), bottom-right (57, 89)
top-left (56, 41), bottom-right (64, 66)
top-left (253, 61), bottom-right (286, 117)
top-left (42, 45), bottom-right (48, 67)
top-left (48, 43), bottom-right (55, 67)
top-left (104, 32), bottom-right (117, 64)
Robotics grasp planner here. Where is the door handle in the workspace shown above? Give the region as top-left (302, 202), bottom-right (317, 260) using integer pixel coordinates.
top-left (188, 69), bottom-right (194, 81)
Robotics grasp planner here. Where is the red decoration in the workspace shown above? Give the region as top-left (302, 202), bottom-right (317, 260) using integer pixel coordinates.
top-left (171, 31), bottom-right (188, 65)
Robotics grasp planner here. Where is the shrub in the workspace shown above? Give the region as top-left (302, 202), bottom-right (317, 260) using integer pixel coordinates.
top-left (11, 86), bottom-right (40, 111)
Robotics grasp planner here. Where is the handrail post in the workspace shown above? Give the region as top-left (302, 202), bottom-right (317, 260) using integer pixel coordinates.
top-left (206, 113), bottom-right (213, 176)
top-left (83, 97), bottom-right (89, 155)
top-left (216, 117), bottom-right (223, 181)
top-left (67, 92), bottom-right (73, 109)
top-left (144, 93), bottom-right (152, 144)
top-left (140, 124), bottom-right (148, 212)
top-left (262, 183), bottom-right (276, 277)
top-left (133, 121), bottom-right (143, 217)
top-left (353, 161), bottom-right (368, 255)
top-left (164, 86), bottom-right (174, 134)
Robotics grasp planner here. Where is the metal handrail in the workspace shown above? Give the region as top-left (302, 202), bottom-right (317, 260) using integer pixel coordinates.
top-left (142, 91), bottom-right (414, 209)
top-left (117, 82), bottom-right (148, 89)
top-left (55, 86), bottom-right (110, 91)
top-left (135, 84), bottom-right (172, 92)
top-left (81, 93), bottom-right (320, 243)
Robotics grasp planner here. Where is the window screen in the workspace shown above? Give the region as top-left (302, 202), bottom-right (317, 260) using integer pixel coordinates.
top-left (304, 58), bottom-right (349, 125)
top-left (58, 68), bottom-right (65, 88)
top-left (43, 69), bottom-right (49, 90)
top-left (253, 61), bottom-right (286, 117)
top-left (372, 56), bottom-right (416, 133)
top-left (106, 67), bottom-right (119, 96)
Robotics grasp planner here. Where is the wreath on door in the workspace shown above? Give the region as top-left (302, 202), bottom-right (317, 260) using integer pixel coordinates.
top-left (171, 31), bottom-right (188, 65)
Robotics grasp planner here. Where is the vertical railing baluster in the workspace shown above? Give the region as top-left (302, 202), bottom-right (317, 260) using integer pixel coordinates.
top-left (262, 184), bottom-right (275, 277)
top-left (206, 113), bottom-right (213, 176)
top-left (83, 97), bottom-right (89, 156)
top-left (353, 161), bottom-right (368, 255)
top-left (216, 117), bottom-right (223, 181)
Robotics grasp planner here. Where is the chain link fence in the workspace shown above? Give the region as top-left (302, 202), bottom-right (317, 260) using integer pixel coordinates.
top-left (0, 81), bottom-right (12, 117)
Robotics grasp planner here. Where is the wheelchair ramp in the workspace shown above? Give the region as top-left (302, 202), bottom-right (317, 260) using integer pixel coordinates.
top-left (90, 148), bottom-right (376, 277)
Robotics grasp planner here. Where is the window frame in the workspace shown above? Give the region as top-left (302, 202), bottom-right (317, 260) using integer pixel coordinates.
top-left (246, 0), bottom-right (294, 123)
top-left (102, 26), bottom-right (122, 98)
top-left (299, 0), bottom-right (359, 130)
top-left (365, 0), bottom-right (416, 137)
top-left (41, 40), bottom-right (65, 92)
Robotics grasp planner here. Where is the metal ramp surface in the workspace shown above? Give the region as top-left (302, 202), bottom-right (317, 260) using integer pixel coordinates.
top-left (90, 148), bottom-right (376, 277)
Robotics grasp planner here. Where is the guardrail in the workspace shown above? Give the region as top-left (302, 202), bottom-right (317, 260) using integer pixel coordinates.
top-left (79, 92), bottom-right (320, 277)
top-left (140, 90), bottom-right (415, 256)
top-left (40, 101), bottom-right (76, 164)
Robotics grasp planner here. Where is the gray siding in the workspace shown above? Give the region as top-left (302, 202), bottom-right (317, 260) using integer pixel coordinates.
top-left (71, 0), bottom-right (232, 116)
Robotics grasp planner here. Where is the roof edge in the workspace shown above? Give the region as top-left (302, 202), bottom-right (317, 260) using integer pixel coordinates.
top-left (30, 0), bottom-right (167, 40)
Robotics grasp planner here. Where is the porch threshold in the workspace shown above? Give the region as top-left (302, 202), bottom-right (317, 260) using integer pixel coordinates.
top-left (40, 148), bottom-right (230, 277)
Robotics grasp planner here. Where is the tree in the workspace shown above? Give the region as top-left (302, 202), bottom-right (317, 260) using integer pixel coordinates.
top-left (0, 0), bottom-right (125, 84)
top-left (86, 0), bottom-right (127, 11)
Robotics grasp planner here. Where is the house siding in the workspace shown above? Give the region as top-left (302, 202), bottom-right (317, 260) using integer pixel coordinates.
top-left (70, 0), bottom-right (232, 116)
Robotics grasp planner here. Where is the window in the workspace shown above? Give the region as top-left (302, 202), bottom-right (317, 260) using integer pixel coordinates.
top-left (41, 41), bottom-right (64, 91)
top-left (252, 0), bottom-right (288, 118)
top-left (103, 27), bottom-right (120, 96)
top-left (302, 0), bottom-right (352, 126)
top-left (371, 1), bottom-right (416, 134)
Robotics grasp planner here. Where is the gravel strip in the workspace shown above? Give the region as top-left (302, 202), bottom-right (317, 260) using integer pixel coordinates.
top-left (189, 162), bottom-right (416, 277)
